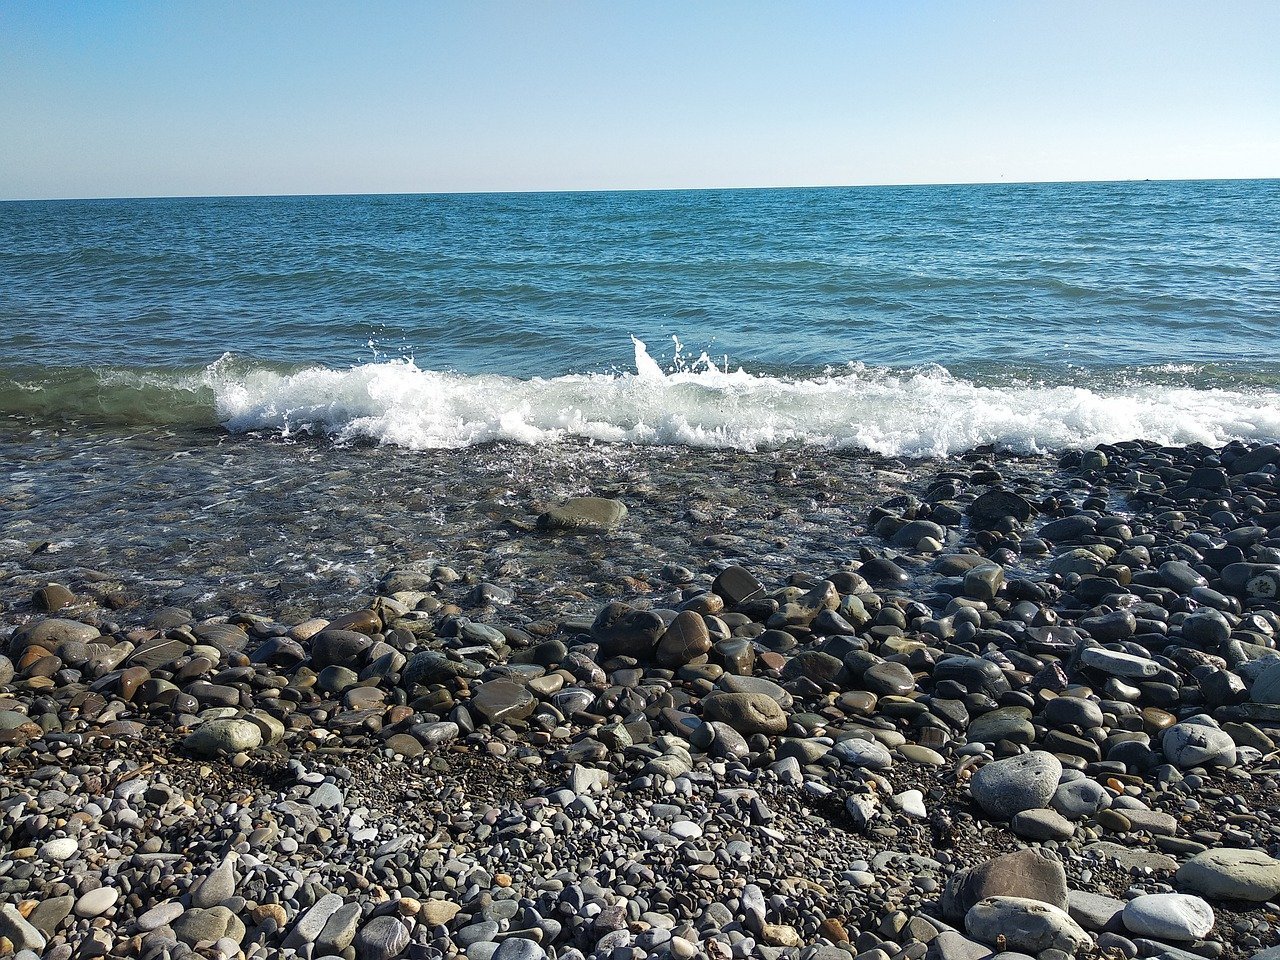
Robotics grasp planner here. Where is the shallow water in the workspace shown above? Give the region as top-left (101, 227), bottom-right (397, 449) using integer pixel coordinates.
top-left (2, 428), bottom-right (966, 620)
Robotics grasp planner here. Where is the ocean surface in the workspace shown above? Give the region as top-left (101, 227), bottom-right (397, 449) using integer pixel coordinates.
top-left (2, 179), bottom-right (1279, 457)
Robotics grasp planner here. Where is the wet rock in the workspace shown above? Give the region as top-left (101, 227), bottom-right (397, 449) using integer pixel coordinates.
top-left (471, 680), bottom-right (537, 725)
top-left (591, 602), bottom-right (665, 659)
top-left (537, 497), bottom-right (628, 532)
top-left (656, 610), bottom-right (712, 668)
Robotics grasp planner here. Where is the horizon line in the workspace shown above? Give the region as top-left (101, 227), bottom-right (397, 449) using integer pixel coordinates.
top-left (2, 174), bottom-right (1278, 204)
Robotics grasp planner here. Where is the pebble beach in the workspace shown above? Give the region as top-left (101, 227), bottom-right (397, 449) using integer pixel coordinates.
top-left (7, 433), bottom-right (1280, 960)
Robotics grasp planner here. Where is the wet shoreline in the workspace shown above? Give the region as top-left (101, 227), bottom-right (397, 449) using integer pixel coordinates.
top-left (6, 432), bottom-right (1280, 959)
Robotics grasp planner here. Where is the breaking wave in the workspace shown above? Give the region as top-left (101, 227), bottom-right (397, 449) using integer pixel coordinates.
top-left (5, 338), bottom-right (1280, 458)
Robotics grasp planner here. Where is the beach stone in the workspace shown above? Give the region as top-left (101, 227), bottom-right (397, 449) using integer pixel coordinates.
top-left (537, 497), bottom-right (627, 531)
top-left (970, 752), bottom-right (1062, 819)
top-left (893, 789), bottom-right (927, 818)
top-left (717, 674), bottom-right (793, 708)
top-left (1066, 891), bottom-right (1125, 933)
top-left (1162, 721), bottom-right (1236, 768)
top-left (1160, 560), bottom-right (1208, 593)
top-left (184, 718), bottom-right (263, 756)
top-left (1011, 808), bottom-right (1074, 841)
top-left (354, 915), bottom-right (410, 960)
top-left (657, 611), bottom-right (712, 668)
top-left (968, 707), bottom-right (1035, 745)
top-left (26, 896), bottom-right (73, 939)
top-left (1121, 894), bottom-right (1213, 942)
top-left (173, 906), bottom-right (237, 945)
top-left (33, 583), bottom-right (74, 612)
top-left (310, 629), bottom-right (373, 669)
top-left (191, 854), bottom-right (237, 908)
top-left (1177, 848), bottom-right (1280, 901)
top-left (308, 782), bottom-right (345, 810)
top-left (421, 900), bottom-right (462, 927)
top-left (1044, 696), bottom-right (1103, 729)
top-left (318, 902), bottom-right (362, 953)
top-left (1039, 516), bottom-right (1097, 542)
top-left (1079, 647), bottom-right (1159, 679)
top-left (471, 680), bottom-right (536, 725)
top-left (926, 930), bottom-right (993, 960)
top-left (39, 838), bottom-right (78, 862)
top-left (492, 940), bottom-right (547, 960)
top-left (1182, 610), bottom-right (1231, 646)
top-left (832, 737), bottom-right (894, 770)
top-left (1250, 658), bottom-right (1280, 704)
top-left (285, 893), bottom-right (344, 947)
top-left (863, 661), bottom-right (916, 697)
top-left (137, 900), bottom-right (184, 932)
top-left (965, 897), bottom-right (1090, 954)
top-left (591, 602), bottom-right (665, 658)
top-left (74, 887), bottom-right (118, 918)
top-left (701, 692), bottom-right (788, 735)
top-left (0, 904), bottom-right (45, 954)
top-left (933, 656), bottom-right (1010, 698)
top-left (403, 650), bottom-right (478, 687)
top-left (23, 618), bottom-right (100, 647)
top-left (942, 848), bottom-right (1068, 920)
top-left (900, 743), bottom-right (945, 765)
top-left (713, 566), bottom-right (765, 606)
top-left (1052, 778), bottom-right (1112, 819)
top-left (782, 649), bottom-right (843, 683)
top-left (969, 490), bottom-right (1033, 526)
top-left (963, 563), bottom-right (1005, 602)
top-left (1048, 549), bottom-right (1107, 577)
top-left (1083, 842), bottom-right (1177, 875)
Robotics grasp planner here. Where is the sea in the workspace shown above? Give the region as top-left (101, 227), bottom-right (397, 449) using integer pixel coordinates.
top-left (3, 179), bottom-right (1279, 457)
top-left (2, 179), bottom-right (1280, 617)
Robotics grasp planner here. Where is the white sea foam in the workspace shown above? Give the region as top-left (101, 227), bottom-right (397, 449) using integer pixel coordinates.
top-left (206, 339), bottom-right (1280, 457)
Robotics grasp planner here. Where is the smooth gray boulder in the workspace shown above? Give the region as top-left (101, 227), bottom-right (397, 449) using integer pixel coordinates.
top-left (970, 751), bottom-right (1062, 820)
top-left (965, 897), bottom-right (1091, 954)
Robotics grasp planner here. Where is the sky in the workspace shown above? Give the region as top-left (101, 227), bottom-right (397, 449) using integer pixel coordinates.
top-left (1, 1), bottom-right (1278, 199)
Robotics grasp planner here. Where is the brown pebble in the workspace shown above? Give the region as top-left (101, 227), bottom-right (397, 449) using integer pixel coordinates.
top-left (819, 918), bottom-right (849, 943)
top-left (1142, 707), bottom-right (1176, 733)
top-left (250, 903), bottom-right (288, 926)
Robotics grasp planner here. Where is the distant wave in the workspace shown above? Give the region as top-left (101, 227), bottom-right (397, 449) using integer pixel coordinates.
top-left (4, 338), bottom-right (1280, 458)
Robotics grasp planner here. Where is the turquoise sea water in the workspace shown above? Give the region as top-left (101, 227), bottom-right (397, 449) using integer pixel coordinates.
top-left (2, 180), bottom-right (1279, 455)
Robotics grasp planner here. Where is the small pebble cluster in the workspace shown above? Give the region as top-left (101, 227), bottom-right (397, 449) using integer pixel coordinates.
top-left (5, 440), bottom-right (1280, 960)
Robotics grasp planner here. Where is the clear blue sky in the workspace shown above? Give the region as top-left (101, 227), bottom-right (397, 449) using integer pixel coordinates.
top-left (2, 1), bottom-right (1277, 199)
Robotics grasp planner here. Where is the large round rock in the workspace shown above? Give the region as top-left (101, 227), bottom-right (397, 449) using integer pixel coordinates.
top-left (656, 611), bottom-right (712, 668)
top-left (1122, 894), bottom-right (1213, 942)
top-left (701, 692), bottom-right (788, 735)
top-left (970, 751), bottom-right (1062, 820)
top-left (536, 497), bottom-right (627, 532)
top-left (965, 896), bottom-right (1089, 954)
top-left (1162, 722), bottom-right (1236, 769)
top-left (184, 718), bottom-right (263, 757)
top-left (591, 602), bottom-right (665, 659)
top-left (1177, 849), bottom-right (1280, 902)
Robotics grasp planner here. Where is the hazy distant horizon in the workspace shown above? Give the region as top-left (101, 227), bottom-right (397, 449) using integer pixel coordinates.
top-left (5, 175), bottom-right (1280, 205)
top-left (2, 1), bottom-right (1276, 201)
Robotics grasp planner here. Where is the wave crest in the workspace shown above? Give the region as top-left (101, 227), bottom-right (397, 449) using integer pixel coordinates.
top-left (5, 340), bottom-right (1280, 457)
